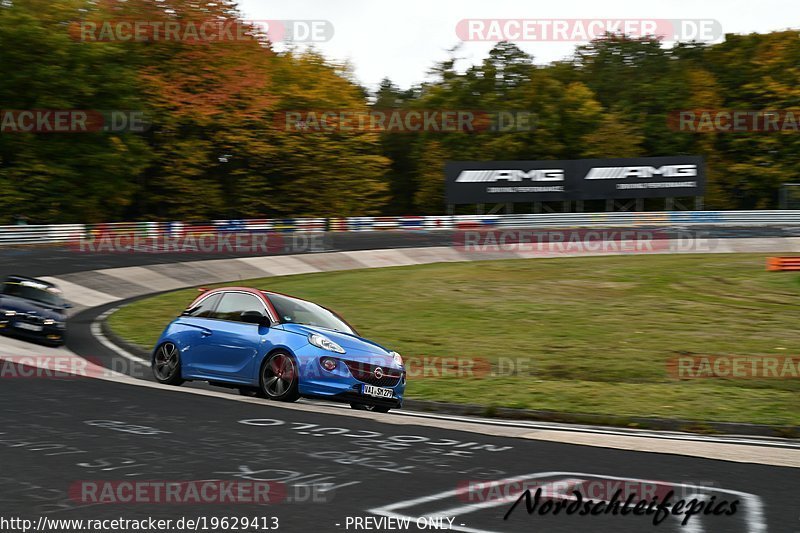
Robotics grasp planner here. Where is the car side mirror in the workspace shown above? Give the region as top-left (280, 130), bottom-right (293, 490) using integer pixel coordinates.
top-left (240, 310), bottom-right (270, 326)
top-left (63, 302), bottom-right (73, 309)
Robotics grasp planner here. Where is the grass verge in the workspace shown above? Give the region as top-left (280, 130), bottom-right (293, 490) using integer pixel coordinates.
top-left (107, 253), bottom-right (800, 426)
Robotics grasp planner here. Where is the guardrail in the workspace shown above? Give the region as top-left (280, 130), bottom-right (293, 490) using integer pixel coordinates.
top-left (3, 211), bottom-right (800, 246)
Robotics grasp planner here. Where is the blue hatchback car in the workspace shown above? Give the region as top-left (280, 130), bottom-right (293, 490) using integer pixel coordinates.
top-left (152, 287), bottom-right (406, 412)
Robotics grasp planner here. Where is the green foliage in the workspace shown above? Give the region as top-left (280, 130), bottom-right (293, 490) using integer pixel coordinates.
top-left (382, 35), bottom-right (800, 213)
top-left (0, 3), bottom-right (797, 222)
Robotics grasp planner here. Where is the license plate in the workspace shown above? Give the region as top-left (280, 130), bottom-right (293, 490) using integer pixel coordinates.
top-left (362, 384), bottom-right (394, 399)
top-left (15, 322), bottom-right (42, 332)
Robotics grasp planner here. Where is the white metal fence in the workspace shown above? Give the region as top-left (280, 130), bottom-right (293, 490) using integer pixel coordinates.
top-left (2, 211), bottom-right (800, 246)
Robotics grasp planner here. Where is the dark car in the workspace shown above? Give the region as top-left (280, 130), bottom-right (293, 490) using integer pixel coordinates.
top-left (0, 275), bottom-right (70, 346)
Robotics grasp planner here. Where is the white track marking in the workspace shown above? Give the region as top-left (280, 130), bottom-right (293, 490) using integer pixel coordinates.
top-left (37, 276), bottom-right (120, 307)
top-left (90, 307), bottom-right (149, 364)
top-left (389, 410), bottom-right (800, 450)
top-left (368, 472), bottom-right (766, 533)
top-left (681, 493), bottom-right (704, 533)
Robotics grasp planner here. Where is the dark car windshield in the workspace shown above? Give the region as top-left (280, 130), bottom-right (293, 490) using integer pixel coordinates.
top-left (266, 293), bottom-right (354, 334)
top-left (2, 280), bottom-right (64, 307)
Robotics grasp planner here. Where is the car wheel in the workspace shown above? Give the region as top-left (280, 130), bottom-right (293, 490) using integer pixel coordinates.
top-left (350, 403), bottom-right (391, 413)
top-left (153, 342), bottom-right (184, 386)
top-left (260, 351), bottom-right (300, 402)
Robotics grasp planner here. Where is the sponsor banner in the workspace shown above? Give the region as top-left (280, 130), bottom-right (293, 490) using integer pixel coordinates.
top-left (423, 216), bottom-right (455, 230)
top-left (328, 218), bottom-right (347, 231)
top-left (372, 217), bottom-right (402, 230)
top-left (399, 216), bottom-right (425, 230)
top-left (445, 156), bottom-right (705, 203)
top-left (347, 217), bottom-right (377, 232)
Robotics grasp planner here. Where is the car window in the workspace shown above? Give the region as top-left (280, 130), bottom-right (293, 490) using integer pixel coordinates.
top-left (266, 292), bottom-right (354, 334)
top-left (213, 292), bottom-right (266, 322)
top-left (186, 293), bottom-right (221, 318)
top-left (2, 280), bottom-right (64, 307)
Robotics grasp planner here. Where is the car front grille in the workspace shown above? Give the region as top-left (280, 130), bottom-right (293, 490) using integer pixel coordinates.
top-left (343, 360), bottom-right (403, 387)
top-left (12, 313), bottom-right (45, 325)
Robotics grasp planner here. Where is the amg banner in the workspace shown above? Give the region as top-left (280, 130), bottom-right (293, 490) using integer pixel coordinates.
top-left (445, 156), bottom-right (705, 203)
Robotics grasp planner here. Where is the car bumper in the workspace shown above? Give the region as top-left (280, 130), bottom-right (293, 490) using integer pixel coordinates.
top-left (0, 319), bottom-right (65, 345)
top-left (296, 347), bottom-right (406, 407)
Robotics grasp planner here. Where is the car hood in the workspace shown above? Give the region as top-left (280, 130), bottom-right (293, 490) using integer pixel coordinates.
top-left (0, 295), bottom-right (65, 320)
top-left (279, 323), bottom-right (395, 362)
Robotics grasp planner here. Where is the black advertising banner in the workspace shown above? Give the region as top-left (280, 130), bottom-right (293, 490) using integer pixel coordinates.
top-left (445, 156), bottom-right (705, 203)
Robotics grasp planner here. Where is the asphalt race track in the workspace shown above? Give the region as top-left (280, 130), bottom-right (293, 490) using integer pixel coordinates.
top-left (3, 225), bottom-right (800, 279)
top-left (1, 361), bottom-right (797, 533)
top-left (1, 229), bottom-right (799, 533)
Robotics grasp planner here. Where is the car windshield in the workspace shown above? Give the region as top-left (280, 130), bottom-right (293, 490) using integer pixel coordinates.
top-left (2, 281), bottom-right (64, 308)
top-left (266, 293), bottom-right (354, 334)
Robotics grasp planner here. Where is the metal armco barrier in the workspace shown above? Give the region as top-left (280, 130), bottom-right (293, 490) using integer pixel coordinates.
top-left (4, 211), bottom-right (800, 246)
top-left (0, 224), bottom-right (84, 245)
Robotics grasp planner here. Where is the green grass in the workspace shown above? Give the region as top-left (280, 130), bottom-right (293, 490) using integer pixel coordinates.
top-left (107, 253), bottom-right (800, 426)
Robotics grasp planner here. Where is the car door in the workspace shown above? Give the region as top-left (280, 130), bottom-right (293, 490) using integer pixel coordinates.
top-left (191, 291), bottom-right (269, 383)
top-left (175, 292), bottom-right (222, 376)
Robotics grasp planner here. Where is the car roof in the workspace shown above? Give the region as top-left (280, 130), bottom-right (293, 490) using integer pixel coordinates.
top-left (195, 287), bottom-right (358, 334)
top-left (3, 275), bottom-right (57, 288)
top-left (195, 287), bottom-right (308, 303)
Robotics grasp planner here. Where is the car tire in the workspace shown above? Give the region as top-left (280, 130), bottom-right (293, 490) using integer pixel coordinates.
top-left (152, 342), bottom-right (184, 386)
top-left (350, 403), bottom-right (391, 413)
top-left (260, 351), bottom-right (300, 402)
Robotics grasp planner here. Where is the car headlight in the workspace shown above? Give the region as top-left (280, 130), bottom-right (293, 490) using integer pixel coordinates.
top-left (390, 351), bottom-right (403, 366)
top-left (2, 309), bottom-right (16, 317)
top-left (309, 333), bottom-right (345, 354)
